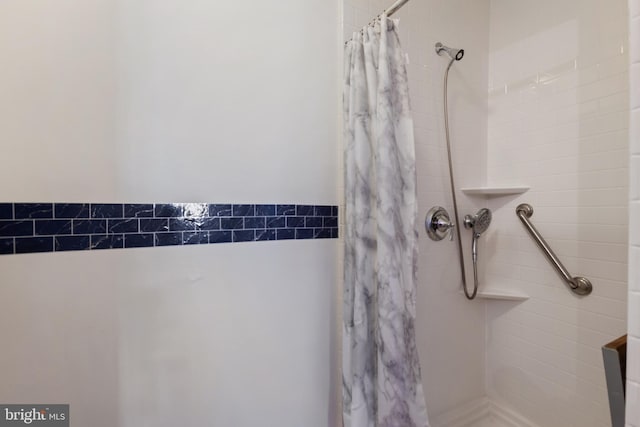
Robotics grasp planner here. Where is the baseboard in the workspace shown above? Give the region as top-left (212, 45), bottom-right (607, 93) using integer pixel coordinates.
top-left (430, 397), bottom-right (539, 427)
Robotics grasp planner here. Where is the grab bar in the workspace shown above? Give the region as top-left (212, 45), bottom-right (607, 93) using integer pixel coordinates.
top-left (516, 203), bottom-right (593, 296)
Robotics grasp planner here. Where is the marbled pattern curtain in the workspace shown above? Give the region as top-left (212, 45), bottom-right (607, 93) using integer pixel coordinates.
top-left (343, 16), bottom-right (430, 427)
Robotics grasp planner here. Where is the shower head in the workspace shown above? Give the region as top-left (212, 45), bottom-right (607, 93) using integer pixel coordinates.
top-left (435, 42), bottom-right (464, 61)
top-left (464, 208), bottom-right (492, 264)
top-left (464, 208), bottom-right (492, 236)
top-left (473, 208), bottom-right (492, 235)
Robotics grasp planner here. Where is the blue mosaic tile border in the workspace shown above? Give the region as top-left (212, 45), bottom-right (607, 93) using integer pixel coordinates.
top-left (0, 203), bottom-right (339, 255)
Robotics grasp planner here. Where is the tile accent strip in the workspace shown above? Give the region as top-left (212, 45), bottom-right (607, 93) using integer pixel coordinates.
top-left (0, 203), bottom-right (339, 255)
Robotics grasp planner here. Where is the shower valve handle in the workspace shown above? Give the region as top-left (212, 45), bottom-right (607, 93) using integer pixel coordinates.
top-left (445, 221), bottom-right (455, 241)
top-left (425, 206), bottom-right (455, 242)
top-left (436, 217), bottom-right (455, 241)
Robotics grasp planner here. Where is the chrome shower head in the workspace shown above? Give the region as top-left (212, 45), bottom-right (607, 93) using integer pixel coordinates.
top-left (473, 208), bottom-right (492, 235)
top-left (435, 42), bottom-right (464, 61)
top-left (464, 208), bottom-right (492, 264)
top-left (464, 208), bottom-right (492, 235)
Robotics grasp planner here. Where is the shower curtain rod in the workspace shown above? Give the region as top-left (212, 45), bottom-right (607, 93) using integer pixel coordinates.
top-left (383, 0), bottom-right (410, 17)
top-left (344, 0), bottom-right (410, 44)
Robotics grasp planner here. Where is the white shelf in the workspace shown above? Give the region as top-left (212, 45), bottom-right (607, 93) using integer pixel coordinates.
top-left (461, 186), bottom-right (530, 196)
top-left (475, 289), bottom-right (529, 301)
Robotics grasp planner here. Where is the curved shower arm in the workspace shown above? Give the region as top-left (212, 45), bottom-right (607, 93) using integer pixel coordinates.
top-left (515, 204), bottom-right (592, 296)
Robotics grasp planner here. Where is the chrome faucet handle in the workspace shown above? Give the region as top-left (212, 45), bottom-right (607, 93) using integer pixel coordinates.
top-left (426, 206), bottom-right (454, 242)
top-left (436, 217), bottom-right (455, 241)
top-left (448, 223), bottom-right (455, 241)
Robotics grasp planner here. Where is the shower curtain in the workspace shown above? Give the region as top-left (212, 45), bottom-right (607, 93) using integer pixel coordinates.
top-left (343, 16), bottom-right (429, 427)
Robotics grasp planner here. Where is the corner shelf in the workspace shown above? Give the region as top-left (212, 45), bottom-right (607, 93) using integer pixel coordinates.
top-left (461, 186), bottom-right (530, 196)
top-left (475, 289), bottom-right (529, 301)
top-left (454, 185), bottom-right (531, 301)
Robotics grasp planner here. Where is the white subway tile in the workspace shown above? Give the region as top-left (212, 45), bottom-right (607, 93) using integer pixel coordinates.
top-left (627, 380), bottom-right (640, 426)
top-left (580, 149), bottom-right (628, 171)
top-left (343, 5), bottom-right (356, 27)
top-left (575, 257), bottom-right (628, 283)
top-left (631, 202), bottom-right (640, 246)
top-left (632, 156), bottom-right (640, 201)
top-left (485, 1), bottom-right (631, 423)
top-left (348, 0), bottom-right (369, 13)
top-left (353, 7), bottom-right (371, 29)
top-left (600, 91), bottom-right (631, 114)
top-left (579, 72), bottom-right (629, 103)
top-left (576, 168), bottom-right (629, 190)
top-left (629, 337), bottom-right (640, 381)
top-left (632, 0), bottom-right (640, 18)
top-left (631, 110), bottom-right (640, 154)
top-left (533, 187), bottom-right (627, 208)
top-left (631, 247), bottom-right (640, 293)
top-left (598, 53), bottom-right (630, 79)
top-left (591, 278), bottom-right (631, 300)
top-left (583, 111), bottom-right (629, 136)
top-left (630, 292), bottom-right (640, 337)
top-left (599, 34), bottom-right (629, 62)
top-left (633, 64), bottom-right (640, 110)
top-left (582, 130), bottom-right (629, 152)
top-left (632, 17), bottom-right (640, 64)
top-left (543, 62), bottom-right (591, 93)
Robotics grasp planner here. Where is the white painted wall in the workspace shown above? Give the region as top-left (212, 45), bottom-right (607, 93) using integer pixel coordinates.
top-left (112, 0), bottom-right (339, 203)
top-left (0, 1), bottom-right (340, 426)
top-left (486, 1), bottom-right (629, 426)
top-left (343, 0), bottom-right (491, 419)
top-left (627, 1), bottom-right (640, 425)
top-left (0, 0), bottom-right (118, 201)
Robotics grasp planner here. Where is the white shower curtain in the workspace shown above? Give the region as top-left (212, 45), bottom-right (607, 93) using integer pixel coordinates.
top-left (343, 16), bottom-right (430, 427)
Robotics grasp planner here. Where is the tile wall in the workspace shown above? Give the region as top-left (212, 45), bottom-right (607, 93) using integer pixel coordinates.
top-left (486, 1), bottom-right (629, 426)
top-left (628, 0), bottom-right (640, 425)
top-left (344, 0), bottom-right (634, 425)
top-left (0, 203), bottom-right (338, 254)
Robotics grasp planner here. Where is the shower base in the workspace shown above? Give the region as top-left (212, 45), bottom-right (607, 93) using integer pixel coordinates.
top-left (431, 397), bottom-right (539, 427)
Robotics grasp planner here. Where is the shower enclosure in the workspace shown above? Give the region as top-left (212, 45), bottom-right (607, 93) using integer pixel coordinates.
top-left (344, 0), bottom-right (630, 425)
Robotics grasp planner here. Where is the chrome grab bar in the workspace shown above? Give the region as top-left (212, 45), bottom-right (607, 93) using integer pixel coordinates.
top-left (516, 203), bottom-right (593, 296)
